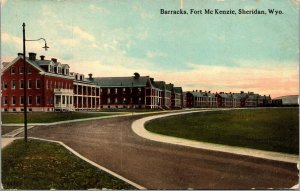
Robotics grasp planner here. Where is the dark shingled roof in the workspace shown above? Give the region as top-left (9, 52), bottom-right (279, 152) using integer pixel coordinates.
top-left (93, 76), bottom-right (150, 87)
top-left (191, 91), bottom-right (216, 97)
top-left (173, 87), bottom-right (183, 94)
top-left (36, 60), bottom-right (53, 65)
top-left (153, 81), bottom-right (165, 90)
top-left (165, 83), bottom-right (173, 91)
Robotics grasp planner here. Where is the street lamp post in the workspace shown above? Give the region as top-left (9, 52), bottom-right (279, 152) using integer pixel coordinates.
top-left (22, 22), bottom-right (49, 142)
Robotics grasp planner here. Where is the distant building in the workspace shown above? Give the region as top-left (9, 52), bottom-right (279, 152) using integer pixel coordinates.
top-left (93, 74), bottom-right (163, 109)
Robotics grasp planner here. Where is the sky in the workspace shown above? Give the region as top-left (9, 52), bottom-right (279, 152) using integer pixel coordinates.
top-left (1, 0), bottom-right (299, 98)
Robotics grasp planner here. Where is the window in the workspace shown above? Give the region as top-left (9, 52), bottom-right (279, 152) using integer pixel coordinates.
top-left (36, 96), bottom-right (41, 105)
top-left (28, 80), bottom-right (32, 89)
top-left (46, 80), bottom-right (48, 89)
top-left (20, 96), bottom-right (24, 105)
top-left (115, 88), bottom-right (118, 94)
top-left (48, 65), bottom-right (53, 72)
top-left (20, 80), bottom-right (24, 89)
top-left (107, 98), bottom-right (110, 104)
top-left (11, 66), bottom-right (15, 74)
top-left (27, 66), bottom-right (32, 74)
top-left (107, 88), bottom-right (110, 94)
top-left (3, 81), bottom-right (7, 89)
top-left (19, 66), bottom-right (24, 74)
top-left (11, 80), bottom-right (16, 89)
top-left (28, 96), bottom-right (33, 105)
top-left (12, 96), bottom-right (16, 105)
top-left (36, 79), bottom-right (40, 89)
top-left (3, 96), bottom-right (8, 105)
top-left (123, 88), bottom-right (126, 92)
top-left (115, 98), bottom-right (118, 104)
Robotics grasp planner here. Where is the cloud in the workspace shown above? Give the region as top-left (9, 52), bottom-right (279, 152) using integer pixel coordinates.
top-left (1, 32), bottom-right (22, 47)
top-left (291, 0), bottom-right (299, 4)
top-left (72, 26), bottom-right (95, 42)
top-left (146, 51), bottom-right (167, 58)
top-left (89, 4), bottom-right (109, 14)
top-left (1, 0), bottom-right (7, 7)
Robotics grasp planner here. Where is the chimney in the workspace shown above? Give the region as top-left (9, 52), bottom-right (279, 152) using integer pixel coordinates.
top-left (18, 53), bottom-right (23, 56)
top-left (134, 72), bottom-right (140, 79)
top-left (51, 58), bottom-right (57, 63)
top-left (40, 55), bottom-right (45, 60)
top-left (88, 73), bottom-right (93, 80)
top-left (28, 52), bottom-right (36, 61)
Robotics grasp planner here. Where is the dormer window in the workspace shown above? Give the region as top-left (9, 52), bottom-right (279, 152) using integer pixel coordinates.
top-left (48, 65), bottom-right (53, 72)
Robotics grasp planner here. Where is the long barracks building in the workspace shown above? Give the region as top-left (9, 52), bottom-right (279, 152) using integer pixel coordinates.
top-left (1, 53), bottom-right (184, 112)
top-left (1, 53), bottom-right (274, 112)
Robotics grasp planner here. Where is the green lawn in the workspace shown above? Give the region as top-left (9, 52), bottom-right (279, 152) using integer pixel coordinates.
top-left (1, 112), bottom-right (119, 124)
top-left (145, 108), bottom-right (299, 154)
top-left (2, 139), bottom-right (136, 190)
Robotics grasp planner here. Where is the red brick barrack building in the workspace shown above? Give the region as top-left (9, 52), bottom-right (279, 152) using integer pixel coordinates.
top-left (1, 53), bottom-right (273, 112)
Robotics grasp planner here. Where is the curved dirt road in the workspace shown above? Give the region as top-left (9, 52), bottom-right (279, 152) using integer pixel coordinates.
top-left (26, 113), bottom-right (298, 189)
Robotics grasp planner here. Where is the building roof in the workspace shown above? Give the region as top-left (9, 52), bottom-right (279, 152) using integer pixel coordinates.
top-left (93, 76), bottom-right (150, 87)
top-left (1, 55), bottom-right (75, 80)
top-left (173, 87), bottom-right (183, 94)
top-left (165, 83), bottom-right (173, 91)
top-left (153, 81), bottom-right (165, 90)
top-left (232, 93), bottom-right (247, 99)
top-left (191, 91), bottom-right (215, 97)
top-left (36, 60), bottom-right (53, 65)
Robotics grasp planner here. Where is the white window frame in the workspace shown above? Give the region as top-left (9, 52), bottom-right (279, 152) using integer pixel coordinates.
top-left (11, 80), bottom-right (16, 90)
top-left (36, 96), bottom-right (41, 105)
top-left (4, 96), bottom-right (8, 105)
top-left (28, 96), bottom-right (33, 105)
top-left (19, 66), bottom-right (23, 74)
top-left (12, 96), bottom-right (16, 105)
top-left (20, 96), bottom-right (24, 105)
top-left (28, 80), bottom-right (32, 89)
top-left (19, 80), bottom-right (24, 89)
top-left (11, 66), bottom-right (15, 75)
top-left (3, 81), bottom-right (7, 90)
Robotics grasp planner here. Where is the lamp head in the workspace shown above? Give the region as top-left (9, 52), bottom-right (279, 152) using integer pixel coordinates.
top-left (42, 43), bottom-right (49, 51)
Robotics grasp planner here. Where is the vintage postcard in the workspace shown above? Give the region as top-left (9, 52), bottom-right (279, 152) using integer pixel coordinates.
top-left (1, 0), bottom-right (299, 190)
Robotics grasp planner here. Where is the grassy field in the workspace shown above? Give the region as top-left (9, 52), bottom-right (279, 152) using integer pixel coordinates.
top-left (145, 108), bottom-right (299, 154)
top-left (2, 139), bottom-right (135, 190)
top-left (1, 112), bottom-right (119, 124)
